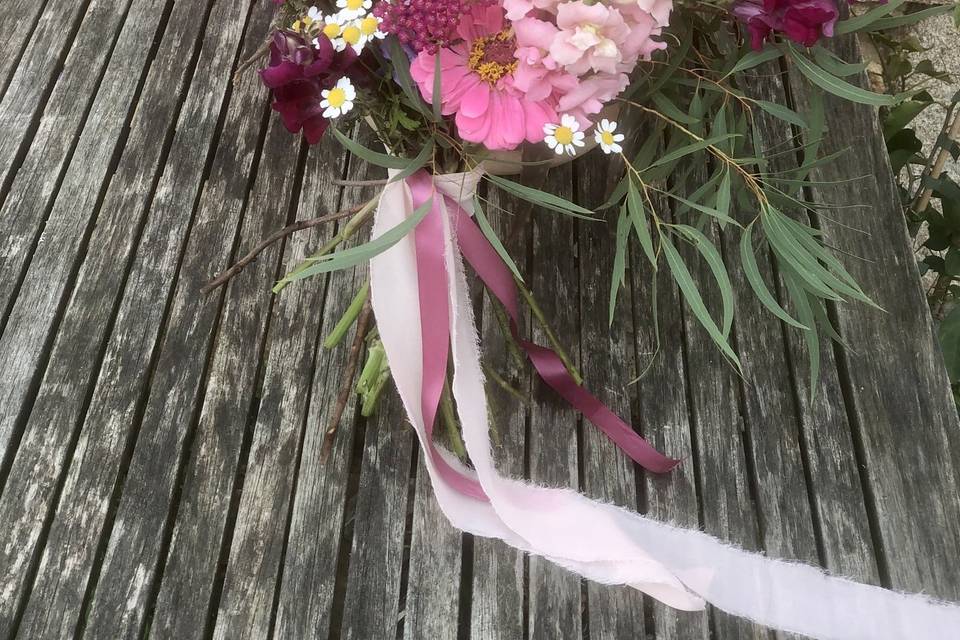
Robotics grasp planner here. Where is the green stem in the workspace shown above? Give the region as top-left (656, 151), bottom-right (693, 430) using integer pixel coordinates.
top-left (492, 299), bottom-right (525, 371)
top-left (439, 378), bottom-right (467, 459)
top-left (324, 280), bottom-right (370, 348)
top-left (273, 197), bottom-right (378, 293)
top-left (483, 364), bottom-right (531, 407)
top-left (515, 277), bottom-right (583, 385)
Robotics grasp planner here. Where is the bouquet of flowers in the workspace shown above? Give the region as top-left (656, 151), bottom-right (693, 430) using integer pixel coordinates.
top-left (206, 0), bottom-right (960, 635)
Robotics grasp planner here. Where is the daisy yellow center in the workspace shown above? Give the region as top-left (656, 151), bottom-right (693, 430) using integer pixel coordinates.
top-left (323, 22), bottom-right (342, 38)
top-left (554, 126), bottom-right (574, 146)
top-left (347, 0), bottom-right (364, 9)
top-left (360, 16), bottom-right (379, 35)
top-left (601, 131), bottom-right (614, 145)
top-left (342, 25), bottom-right (362, 44)
top-left (468, 31), bottom-right (518, 85)
top-left (327, 88), bottom-right (347, 108)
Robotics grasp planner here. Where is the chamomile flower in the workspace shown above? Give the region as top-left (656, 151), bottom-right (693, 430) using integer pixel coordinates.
top-left (293, 5), bottom-right (324, 32)
top-left (322, 13), bottom-right (346, 44)
top-left (336, 0), bottom-right (372, 20)
top-left (357, 14), bottom-right (386, 42)
top-left (543, 114), bottom-right (586, 157)
top-left (321, 77), bottom-right (356, 119)
top-left (593, 119), bottom-right (625, 155)
top-left (339, 20), bottom-right (367, 54)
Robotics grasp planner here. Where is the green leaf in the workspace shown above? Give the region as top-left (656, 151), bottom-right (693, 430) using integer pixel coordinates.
top-left (940, 305), bottom-right (960, 382)
top-left (782, 269), bottom-right (822, 396)
top-left (651, 91), bottom-right (700, 125)
top-left (883, 97), bottom-right (934, 140)
top-left (331, 127), bottom-right (411, 169)
top-left (663, 190), bottom-right (740, 227)
top-left (867, 4), bottom-right (956, 30)
top-left (725, 46), bottom-right (783, 78)
top-left (659, 233), bottom-right (741, 369)
top-left (672, 224), bottom-right (735, 338)
top-left (389, 137), bottom-right (434, 182)
top-left (716, 170), bottom-right (732, 226)
top-left (279, 197), bottom-right (433, 284)
top-left (473, 196), bottom-right (524, 283)
top-left (812, 45), bottom-right (869, 77)
top-left (609, 208), bottom-right (631, 326)
top-left (754, 99), bottom-right (809, 129)
top-left (644, 134), bottom-right (739, 171)
top-left (740, 221), bottom-right (808, 329)
top-left (627, 179), bottom-right (657, 268)
top-left (835, 0), bottom-right (908, 34)
top-left (386, 36), bottom-right (435, 121)
top-left (486, 174), bottom-right (595, 218)
top-left (432, 53), bottom-right (443, 122)
top-left (787, 44), bottom-right (899, 107)
top-left (946, 247), bottom-right (960, 276)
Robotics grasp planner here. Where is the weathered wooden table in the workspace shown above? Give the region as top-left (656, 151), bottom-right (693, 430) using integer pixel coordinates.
top-left (1, 1), bottom-right (959, 639)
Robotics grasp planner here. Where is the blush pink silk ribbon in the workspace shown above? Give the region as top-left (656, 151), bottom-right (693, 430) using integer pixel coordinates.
top-left (368, 168), bottom-right (960, 639)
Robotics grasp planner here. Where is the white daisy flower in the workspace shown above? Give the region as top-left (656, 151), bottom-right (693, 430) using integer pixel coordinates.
top-left (322, 13), bottom-right (346, 47)
top-left (594, 119), bottom-right (625, 154)
top-left (543, 114), bottom-right (586, 157)
top-left (294, 5), bottom-right (323, 31)
top-left (357, 14), bottom-right (386, 42)
top-left (321, 77), bottom-right (357, 119)
top-left (339, 20), bottom-right (367, 54)
top-left (336, 0), bottom-right (372, 20)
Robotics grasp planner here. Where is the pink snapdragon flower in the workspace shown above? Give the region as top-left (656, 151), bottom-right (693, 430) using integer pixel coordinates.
top-left (410, 3), bottom-right (564, 149)
top-left (549, 2), bottom-right (632, 76)
top-left (732, 0), bottom-right (838, 50)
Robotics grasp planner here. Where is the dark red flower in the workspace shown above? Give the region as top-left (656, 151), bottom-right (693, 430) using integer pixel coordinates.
top-left (732, 0), bottom-right (838, 50)
top-left (260, 30), bottom-right (359, 144)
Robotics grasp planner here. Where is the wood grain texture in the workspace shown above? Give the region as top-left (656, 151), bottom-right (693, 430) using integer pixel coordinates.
top-left (526, 164), bottom-right (584, 640)
top-left (574, 154), bottom-right (648, 640)
top-left (0, 0), bottom-right (170, 462)
top-left (271, 157), bottom-right (380, 640)
top-left (784, 34), bottom-right (960, 602)
top-left (0, 0), bottom-right (97, 206)
top-left (6, 0), bottom-right (253, 636)
top-left (0, 0), bottom-right (219, 633)
top-left (0, 0), bottom-right (50, 97)
top-left (210, 137), bottom-right (347, 640)
top-left (79, 7), bottom-right (277, 638)
top-left (471, 183), bottom-right (531, 640)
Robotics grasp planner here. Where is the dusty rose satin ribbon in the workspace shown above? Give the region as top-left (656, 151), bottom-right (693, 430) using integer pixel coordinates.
top-left (369, 168), bottom-right (960, 639)
top-left (407, 170), bottom-right (678, 481)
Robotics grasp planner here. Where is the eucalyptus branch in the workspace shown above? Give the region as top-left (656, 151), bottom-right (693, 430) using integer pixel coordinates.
top-left (202, 202), bottom-right (368, 294)
top-left (515, 277), bottom-right (583, 385)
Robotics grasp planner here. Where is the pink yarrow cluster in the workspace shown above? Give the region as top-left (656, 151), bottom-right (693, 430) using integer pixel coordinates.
top-left (372, 0), bottom-right (465, 53)
top-left (402, 0), bottom-right (671, 151)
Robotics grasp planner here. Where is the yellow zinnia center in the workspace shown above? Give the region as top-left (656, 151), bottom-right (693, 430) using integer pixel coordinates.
top-left (360, 16), bottom-right (379, 36)
top-left (347, 0), bottom-right (364, 9)
top-left (468, 31), bottom-right (518, 85)
top-left (323, 22), bottom-right (342, 38)
top-left (601, 131), bottom-right (614, 145)
top-left (327, 88), bottom-right (347, 108)
top-left (554, 126), bottom-right (574, 145)
top-left (342, 25), bottom-right (362, 45)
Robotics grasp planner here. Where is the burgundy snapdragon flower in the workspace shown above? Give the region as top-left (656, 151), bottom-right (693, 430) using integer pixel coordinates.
top-left (732, 0), bottom-right (838, 50)
top-left (260, 30), bottom-right (359, 143)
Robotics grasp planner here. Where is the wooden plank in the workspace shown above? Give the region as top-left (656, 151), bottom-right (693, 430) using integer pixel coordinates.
top-left (470, 184), bottom-right (530, 640)
top-left (0, 1), bottom-right (201, 476)
top-left (6, 1), bottom-right (254, 636)
top-left (742, 62), bottom-right (881, 585)
top-left (147, 114), bottom-right (299, 639)
top-left (0, 0), bottom-right (219, 632)
top-left (0, 0), bottom-right (105, 212)
top-left (271, 176), bottom-right (381, 639)
top-left (0, 0), bottom-right (50, 96)
top-left (77, 8), bottom-right (279, 637)
top-left (210, 138), bottom-right (347, 640)
top-left (674, 167), bottom-right (767, 639)
top-left (784, 35), bottom-right (960, 599)
top-left (526, 165), bottom-right (583, 640)
top-left (574, 154), bottom-right (647, 639)
top-left (630, 191), bottom-right (711, 640)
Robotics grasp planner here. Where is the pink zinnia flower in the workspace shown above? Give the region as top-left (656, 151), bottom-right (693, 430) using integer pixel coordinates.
top-left (549, 2), bottom-right (632, 76)
top-left (410, 3), bottom-right (561, 150)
